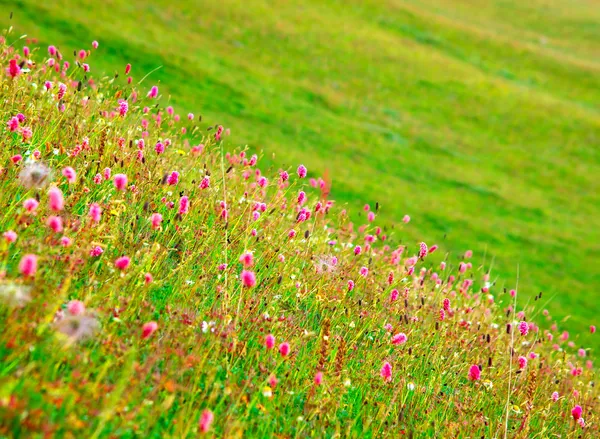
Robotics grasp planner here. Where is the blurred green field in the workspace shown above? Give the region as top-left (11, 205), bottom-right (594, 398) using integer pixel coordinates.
top-left (2, 0), bottom-right (599, 341)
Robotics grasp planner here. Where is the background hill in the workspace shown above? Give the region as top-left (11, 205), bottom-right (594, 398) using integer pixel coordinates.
top-left (3, 0), bottom-right (599, 342)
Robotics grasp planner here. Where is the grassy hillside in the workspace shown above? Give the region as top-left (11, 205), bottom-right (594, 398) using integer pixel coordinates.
top-left (2, 0), bottom-right (599, 345)
top-left (1, 7), bottom-right (599, 437)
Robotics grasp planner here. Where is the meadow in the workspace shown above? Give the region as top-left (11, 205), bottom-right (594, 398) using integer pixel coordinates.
top-left (1, 0), bottom-right (599, 342)
top-left (0, 1), bottom-right (599, 437)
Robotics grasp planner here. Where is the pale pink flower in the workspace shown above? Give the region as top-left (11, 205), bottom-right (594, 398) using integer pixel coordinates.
top-left (3, 230), bottom-right (17, 243)
top-left (67, 300), bottom-right (85, 316)
top-left (151, 213), bottom-right (163, 229)
top-left (19, 254), bottom-right (38, 277)
top-left (89, 203), bottom-right (102, 223)
top-left (199, 409), bottom-right (213, 433)
top-left (48, 187), bottom-right (64, 211)
top-left (314, 372), bottom-right (323, 385)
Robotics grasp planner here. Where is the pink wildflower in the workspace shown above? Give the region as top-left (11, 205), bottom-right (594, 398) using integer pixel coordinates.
top-left (199, 409), bottom-right (213, 434)
top-left (62, 167), bottom-right (76, 184)
top-left (67, 300), bottom-right (85, 316)
top-left (3, 230), bottom-right (17, 243)
top-left (7, 116), bottom-right (19, 131)
top-left (118, 100), bottom-right (128, 116)
top-left (551, 391), bottom-right (559, 402)
top-left (468, 364), bottom-right (481, 381)
top-left (19, 254), bottom-right (37, 277)
top-left (279, 342), bottom-right (290, 357)
top-left (314, 372), bottom-right (323, 385)
top-left (241, 270), bottom-right (256, 288)
top-left (46, 216), bottom-right (63, 233)
top-left (147, 86), bottom-right (158, 98)
top-left (60, 236), bottom-right (72, 247)
top-left (418, 242), bottom-right (428, 259)
top-left (391, 333), bottom-right (407, 345)
top-left (142, 321), bottom-right (158, 339)
top-left (115, 256), bottom-right (131, 271)
top-left (402, 215), bottom-right (410, 223)
top-left (518, 321), bottom-right (529, 336)
top-left (265, 334), bottom-right (275, 349)
top-left (518, 356), bottom-right (527, 370)
top-left (572, 405), bottom-right (582, 421)
top-left (178, 196), bottom-right (189, 215)
top-left (90, 246), bottom-right (103, 257)
top-left (113, 174), bottom-right (128, 191)
top-left (48, 187), bottom-right (64, 211)
top-left (297, 164), bottom-right (307, 178)
top-left (167, 171), bottom-right (179, 185)
top-left (380, 361), bottom-right (392, 382)
top-left (151, 213), bottom-right (163, 229)
top-left (89, 203), bottom-right (102, 223)
top-left (239, 252), bottom-right (254, 267)
top-left (7, 59), bottom-right (21, 78)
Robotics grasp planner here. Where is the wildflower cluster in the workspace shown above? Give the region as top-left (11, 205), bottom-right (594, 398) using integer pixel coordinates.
top-left (0, 30), bottom-right (597, 437)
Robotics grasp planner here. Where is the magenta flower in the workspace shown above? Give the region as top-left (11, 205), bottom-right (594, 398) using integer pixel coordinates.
top-left (178, 196), bottom-right (189, 215)
top-left (297, 164), bottom-right (307, 178)
top-left (279, 342), bottom-right (290, 357)
top-left (240, 270), bottom-right (256, 288)
top-left (265, 334), bottom-right (275, 349)
top-left (48, 187), bottom-right (64, 212)
top-left (147, 85), bottom-right (158, 98)
top-left (391, 333), bottom-right (407, 345)
top-left (151, 213), bottom-right (163, 229)
top-left (199, 409), bottom-right (214, 433)
top-left (46, 216), bottom-right (63, 233)
top-left (380, 361), bottom-right (392, 382)
top-left (142, 321), bottom-right (158, 339)
top-left (113, 174), bottom-right (128, 191)
top-left (167, 171), bottom-right (179, 186)
top-left (19, 254), bottom-right (38, 277)
top-left (115, 256), bottom-right (131, 271)
top-left (89, 203), bottom-right (102, 223)
top-left (468, 364), bottom-right (481, 381)
top-left (314, 372), bottom-right (323, 385)
top-left (518, 321), bottom-right (529, 336)
top-left (572, 405), bottom-right (582, 421)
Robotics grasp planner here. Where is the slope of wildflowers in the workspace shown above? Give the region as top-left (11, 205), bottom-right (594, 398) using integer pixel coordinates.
top-left (0, 31), bottom-right (598, 438)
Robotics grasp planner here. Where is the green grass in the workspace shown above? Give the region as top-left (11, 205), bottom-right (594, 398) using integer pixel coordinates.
top-left (1, 10), bottom-right (599, 436)
top-left (2, 0), bottom-right (599, 342)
